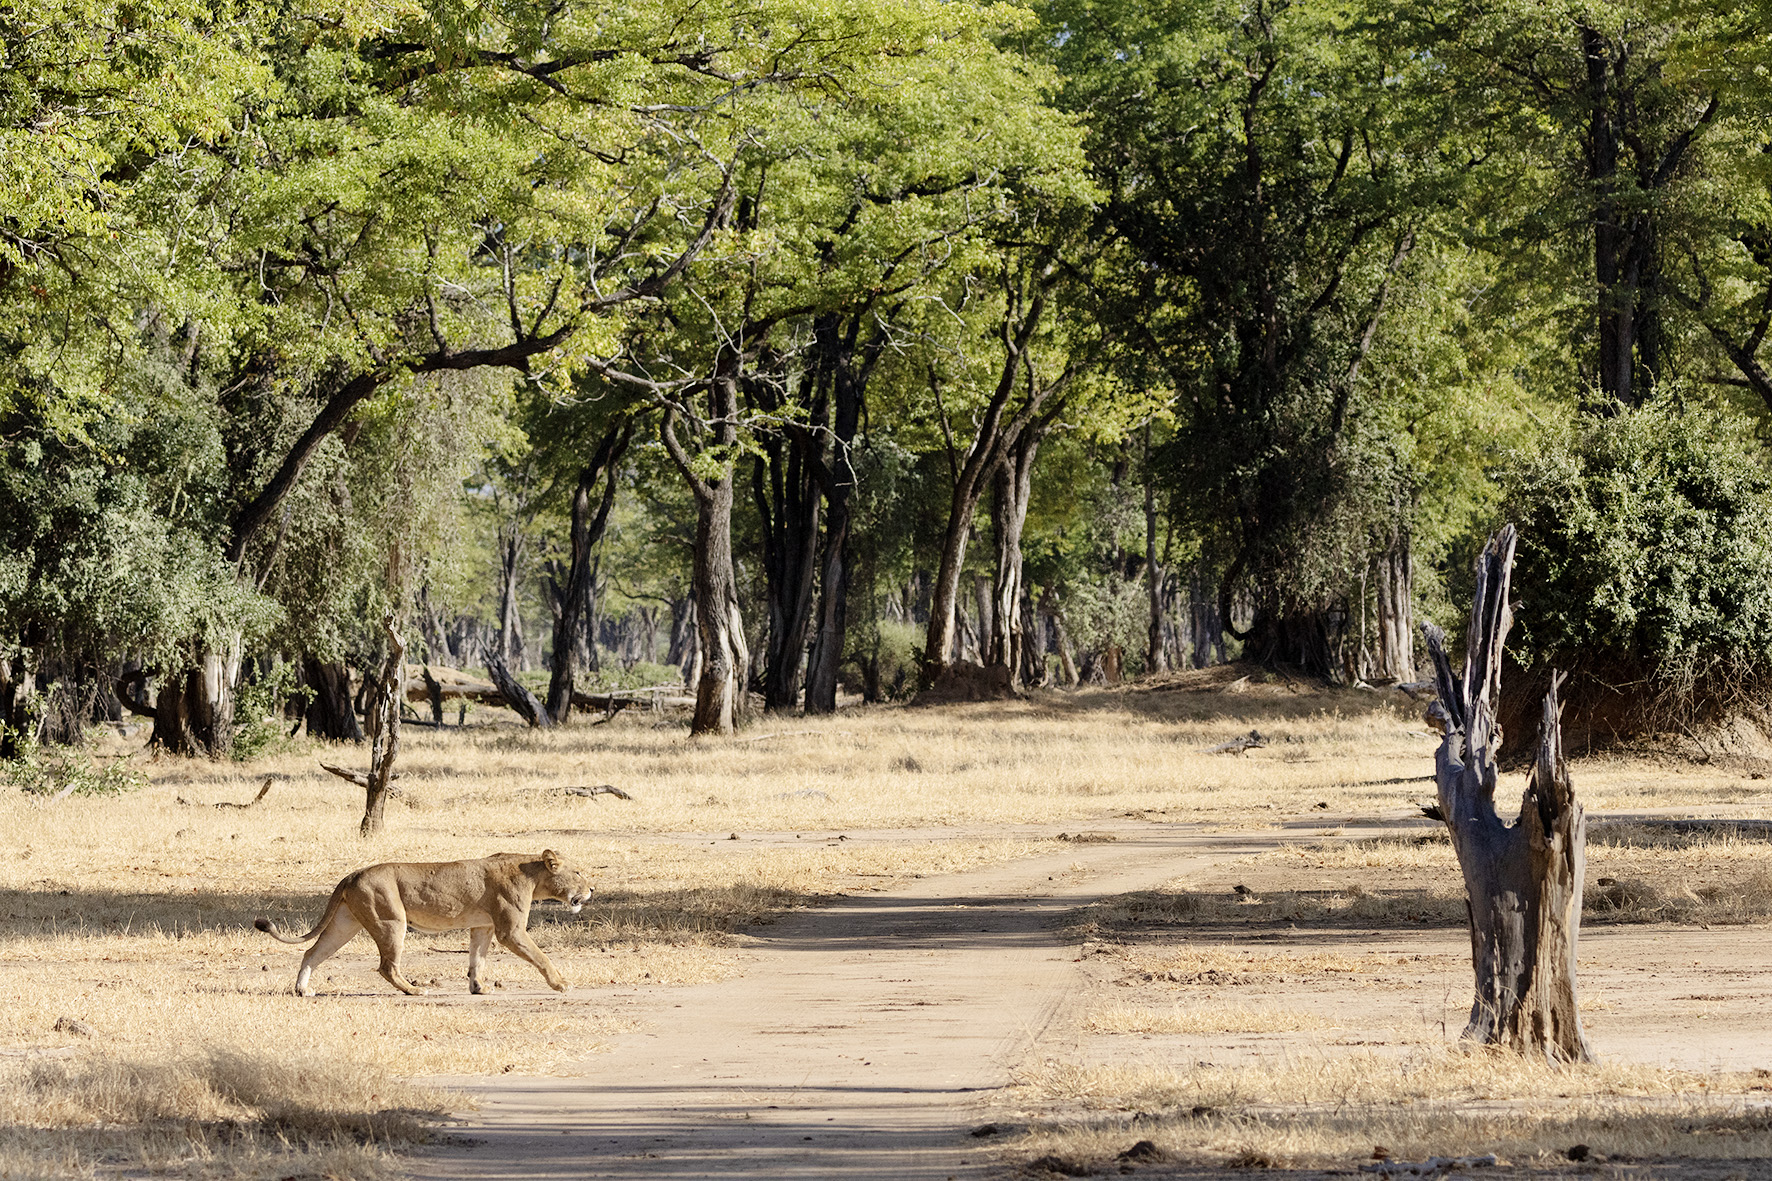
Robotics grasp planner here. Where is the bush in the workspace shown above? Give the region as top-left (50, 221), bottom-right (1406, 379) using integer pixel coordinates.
top-left (2, 715), bottom-right (147, 797)
top-left (1501, 394), bottom-right (1772, 706)
top-left (231, 662), bottom-right (310, 761)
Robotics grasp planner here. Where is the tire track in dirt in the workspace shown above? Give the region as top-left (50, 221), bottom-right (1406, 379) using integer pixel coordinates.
top-left (414, 824), bottom-right (1268, 1181)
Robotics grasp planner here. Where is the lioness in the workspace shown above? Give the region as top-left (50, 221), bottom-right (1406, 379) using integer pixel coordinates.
top-left (255, 849), bottom-right (593, 997)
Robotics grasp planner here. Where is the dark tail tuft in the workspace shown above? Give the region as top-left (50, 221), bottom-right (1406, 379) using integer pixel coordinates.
top-left (254, 917), bottom-right (273, 933)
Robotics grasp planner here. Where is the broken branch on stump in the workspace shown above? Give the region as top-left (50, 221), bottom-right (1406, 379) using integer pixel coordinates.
top-left (564, 784), bottom-right (634, 800)
top-left (319, 762), bottom-right (404, 795)
top-left (1424, 523), bottom-right (1593, 1064)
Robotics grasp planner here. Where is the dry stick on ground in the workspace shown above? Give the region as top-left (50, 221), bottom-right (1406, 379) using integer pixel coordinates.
top-left (484, 652), bottom-right (551, 728)
top-left (1423, 524), bottom-right (1593, 1064)
top-left (564, 784), bottom-right (634, 800)
top-left (214, 776), bottom-right (274, 809)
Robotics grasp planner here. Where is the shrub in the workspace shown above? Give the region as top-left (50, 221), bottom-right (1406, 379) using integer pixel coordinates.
top-left (1501, 394), bottom-right (1772, 708)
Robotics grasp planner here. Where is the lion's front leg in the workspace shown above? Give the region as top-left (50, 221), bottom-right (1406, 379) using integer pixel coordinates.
top-left (494, 913), bottom-right (568, 992)
top-left (466, 926), bottom-right (493, 994)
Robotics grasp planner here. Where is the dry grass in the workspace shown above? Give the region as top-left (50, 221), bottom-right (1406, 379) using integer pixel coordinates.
top-left (1224, 822), bottom-right (1772, 927)
top-left (1003, 1051), bottom-right (1772, 1173)
top-left (1084, 1004), bottom-right (1332, 1034)
top-left (9, 677), bottom-right (1768, 1177)
top-left (0, 1045), bottom-right (446, 1180)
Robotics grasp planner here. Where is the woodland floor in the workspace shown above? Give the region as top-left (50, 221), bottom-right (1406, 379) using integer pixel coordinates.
top-left (3, 667), bottom-right (1772, 1179)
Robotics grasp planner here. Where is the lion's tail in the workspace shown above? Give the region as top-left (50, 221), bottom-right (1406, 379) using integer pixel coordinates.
top-left (254, 884), bottom-right (347, 945)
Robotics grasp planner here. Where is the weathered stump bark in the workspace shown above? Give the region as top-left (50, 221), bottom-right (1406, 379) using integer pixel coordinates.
top-left (485, 652), bottom-right (551, 729)
top-left (1423, 524), bottom-right (1593, 1064)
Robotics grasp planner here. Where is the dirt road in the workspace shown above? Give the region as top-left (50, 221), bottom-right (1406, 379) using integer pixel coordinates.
top-left (415, 823), bottom-right (1275, 1180)
top-left (415, 817), bottom-right (1772, 1180)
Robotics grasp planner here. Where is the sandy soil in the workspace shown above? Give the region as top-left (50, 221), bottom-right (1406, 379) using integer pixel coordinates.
top-left (410, 813), bottom-right (1772, 1180)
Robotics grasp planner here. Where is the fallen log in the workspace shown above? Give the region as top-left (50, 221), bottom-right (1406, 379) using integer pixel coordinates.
top-left (484, 653), bottom-right (550, 729)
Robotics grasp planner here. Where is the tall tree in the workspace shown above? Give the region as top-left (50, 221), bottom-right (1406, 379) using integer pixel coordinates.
top-left (1050, 0), bottom-right (1446, 677)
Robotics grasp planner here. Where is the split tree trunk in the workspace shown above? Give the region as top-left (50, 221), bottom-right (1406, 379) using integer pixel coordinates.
top-left (1423, 524), bottom-right (1593, 1064)
top-left (987, 424), bottom-right (1046, 687)
top-left (151, 645), bottom-right (241, 757)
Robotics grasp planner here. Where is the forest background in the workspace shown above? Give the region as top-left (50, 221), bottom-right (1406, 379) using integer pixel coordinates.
top-left (6, 0), bottom-right (1772, 758)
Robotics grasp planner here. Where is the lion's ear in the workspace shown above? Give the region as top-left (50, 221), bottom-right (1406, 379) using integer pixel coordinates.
top-left (542, 849), bottom-right (562, 871)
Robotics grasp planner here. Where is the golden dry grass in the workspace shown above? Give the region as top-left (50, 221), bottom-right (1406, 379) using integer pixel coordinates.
top-left (1004, 1051), bottom-right (1772, 1173)
top-left (1218, 821), bottom-right (1772, 927)
top-left (1084, 1004), bottom-right (1332, 1034)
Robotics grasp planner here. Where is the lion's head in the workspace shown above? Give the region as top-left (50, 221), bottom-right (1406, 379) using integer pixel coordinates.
top-left (537, 849), bottom-right (595, 913)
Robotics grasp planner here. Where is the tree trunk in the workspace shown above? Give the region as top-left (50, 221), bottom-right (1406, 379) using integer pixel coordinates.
top-left (546, 423), bottom-right (630, 722)
top-left (151, 644), bottom-right (240, 757)
top-left (1372, 523), bottom-right (1414, 683)
top-left (1144, 430), bottom-right (1169, 676)
top-left (987, 425), bottom-right (1045, 685)
top-left (485, 652), bottom-right (551, 728)
top-left (687, 458), bottom-right (749, 734)
top-left (1423, 524), bottom-right (1593, 1064)
top-left (0, 655), bottom-right (34, 760)
top-left (755, 438), bottom-right (821, 712)
top-left (805, 314), bottom-right (876, 716)
top-left (666, 595), bottom-right (696, 673)
top-left (360, 617), bottom-right (405, 836)
top-left (1051, 606), bottom-right (1079, 687)
top-left (497, 516), bottom-right (527, 667)
top-left (303, 657), bottom-right (364, 742)
top-left (660, 360), bottom-right (750, 736)
top-left (803, 486), bottom-right (849, 714)
top-left (920, 265), bottom-right (1065, 685)
top-left (1019, 586), bottom-right (1045, 687)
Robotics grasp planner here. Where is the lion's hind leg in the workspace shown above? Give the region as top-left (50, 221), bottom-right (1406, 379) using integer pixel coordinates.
top-left (366, 919), bottom-right (424, 995)
top-left (466, 927), bottom-right (493, 994)
top-left (293, 910), bottom-right (363, 997)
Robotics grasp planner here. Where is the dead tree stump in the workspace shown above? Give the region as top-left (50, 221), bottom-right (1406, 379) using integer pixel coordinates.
top-left (361, 616), bottom-right (405, 836)
top-left (1422, 524), bottom-right (1593, 1064)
